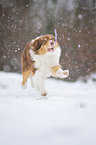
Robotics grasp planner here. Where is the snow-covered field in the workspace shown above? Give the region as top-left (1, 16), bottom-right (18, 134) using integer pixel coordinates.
top-left (0, 72), bottom-right (96, 145)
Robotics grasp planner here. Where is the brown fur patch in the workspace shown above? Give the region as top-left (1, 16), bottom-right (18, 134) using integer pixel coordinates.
top-left (22, 70), bottom-right (31, 85)
top-left (51, 66), bottom-right (61, 77)
top-left (31, 34), bottom-right (56, 55)
top-left (21, 42), bottom-right (36, 73)
top-left (21, 42), bottom-right (37, 85)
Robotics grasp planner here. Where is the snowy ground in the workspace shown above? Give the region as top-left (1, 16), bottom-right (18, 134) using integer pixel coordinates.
top-left (0, 72), bottom-right (96, 145)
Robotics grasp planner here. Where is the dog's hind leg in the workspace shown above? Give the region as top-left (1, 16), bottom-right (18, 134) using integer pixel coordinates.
top-left (22, 70), bottom-right (31, 89)
top-left (30, 73), bottom-right (35, 88)
top-left (38, 79), bottom-right (47, 96)
top-left (33, 71), bottom-right (47, 96)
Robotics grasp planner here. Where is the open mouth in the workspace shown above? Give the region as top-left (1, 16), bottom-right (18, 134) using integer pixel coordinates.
top-left (48, 47), bottom-right (54, 52)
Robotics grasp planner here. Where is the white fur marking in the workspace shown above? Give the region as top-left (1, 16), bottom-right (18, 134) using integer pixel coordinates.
top-left (56, 69), bottom-right (69, 78)
top-left (29, 46), bottom-right (61, 77)
top-left (29, 46), bottom-right (61, 94)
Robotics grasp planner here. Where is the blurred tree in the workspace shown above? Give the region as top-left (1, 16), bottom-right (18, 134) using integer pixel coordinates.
top-left (0, 0), bottom-right (96, 81)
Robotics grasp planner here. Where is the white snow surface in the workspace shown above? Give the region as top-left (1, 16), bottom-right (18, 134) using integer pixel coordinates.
top-left (0, 72), bottom-right (96, 145)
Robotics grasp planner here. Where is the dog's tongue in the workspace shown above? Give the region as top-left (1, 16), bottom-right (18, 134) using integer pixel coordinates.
top-left (48, 48), bottom-right (54, 52)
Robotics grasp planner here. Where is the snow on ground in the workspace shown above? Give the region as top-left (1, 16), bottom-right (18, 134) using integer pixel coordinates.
top-left (0, 72), bottom-right (96, 145)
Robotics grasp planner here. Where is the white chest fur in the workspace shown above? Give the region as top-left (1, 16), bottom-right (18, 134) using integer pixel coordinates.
top-left (29, 47), bottom-right (61, 78)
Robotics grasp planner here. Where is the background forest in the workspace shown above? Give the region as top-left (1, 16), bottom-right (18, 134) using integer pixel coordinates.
top-left (0, 0), bottom-right (96, 81)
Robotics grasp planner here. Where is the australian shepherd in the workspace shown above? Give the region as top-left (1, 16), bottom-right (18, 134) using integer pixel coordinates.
top-left (21, 33), bottom-right (69, 96)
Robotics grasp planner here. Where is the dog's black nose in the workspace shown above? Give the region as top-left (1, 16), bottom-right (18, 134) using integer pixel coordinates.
top-left (50, 42), bottom-right (54, 46)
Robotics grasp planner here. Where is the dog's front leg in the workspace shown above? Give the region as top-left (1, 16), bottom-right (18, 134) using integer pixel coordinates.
top-left (39, 79), bottom-right (47, 96)
top-left (51, 66), bottom-right (69, 79)
top-left (33, 71), bottom-right (47, 96)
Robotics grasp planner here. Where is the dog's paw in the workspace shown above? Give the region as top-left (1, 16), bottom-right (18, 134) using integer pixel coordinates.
top-left (56, 68), bottom-right (69, 79)
top-left (59, 69), bottom-right (69, 79)
top-left (41, 92), bottom-right (47, 96)
top-left (37, 96), bottom-right (48, 100)
top-left (22, 83), bottom-right (27, 89)
top-left (63, 69), bottom-right (69, 78)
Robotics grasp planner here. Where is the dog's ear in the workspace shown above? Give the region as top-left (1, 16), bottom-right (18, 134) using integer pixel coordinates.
top-left (31, 39), bottom-right (44, 50)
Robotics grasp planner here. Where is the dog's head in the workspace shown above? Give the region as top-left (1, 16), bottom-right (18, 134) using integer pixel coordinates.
top-left (31, 35), bottom-right (59, 55)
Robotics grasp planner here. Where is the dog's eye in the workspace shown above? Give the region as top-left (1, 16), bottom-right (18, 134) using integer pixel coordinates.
top-left (43, 40), bottom-right (47, 44)
top-left (50, 38), bottom-right (55, 42)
